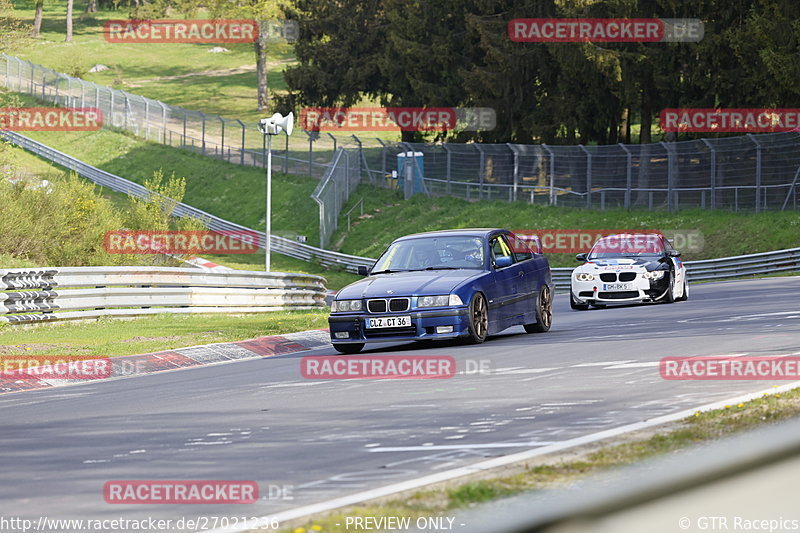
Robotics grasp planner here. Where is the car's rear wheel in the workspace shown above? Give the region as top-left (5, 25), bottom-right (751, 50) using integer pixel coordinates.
top-left (570, 292), bottom-right (589, 311)
top-left (465, 293), bottom-right (488, 344)
top-left (524, 286), bottom-right (552, 333)
top-left (333, 343), bottom-right (364, 354)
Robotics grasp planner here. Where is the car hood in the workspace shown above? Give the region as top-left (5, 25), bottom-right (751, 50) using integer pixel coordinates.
top-left (336, 270), bottom-right (484, 299)
top-left (577, 258), bottom-right (662, 271)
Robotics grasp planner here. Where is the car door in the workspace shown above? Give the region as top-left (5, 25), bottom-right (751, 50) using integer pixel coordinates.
top-left (488, 235), bottom-right (525, 323)
top-left (507, 232), bottom-right (541, 322)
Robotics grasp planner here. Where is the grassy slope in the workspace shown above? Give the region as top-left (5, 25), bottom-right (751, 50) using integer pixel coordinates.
top-left (333, 186), bottom-right (800, 268)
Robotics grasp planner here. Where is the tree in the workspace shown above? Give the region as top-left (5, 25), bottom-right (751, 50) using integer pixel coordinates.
top-left (0, 0), bottom-right (26, 53)
top-left (65, 0), bottom-right (74, 42)
top-left (32, 0), bottom-right (44, 37)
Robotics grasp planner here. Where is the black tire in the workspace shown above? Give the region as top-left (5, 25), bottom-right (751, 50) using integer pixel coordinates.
top-left (333, 343), bottom-right (364, 354)
top-left (570, 292), bottom-right (590, 311)
top-left (662, 273), bottom-right (676, 304)
top-left (524, 286), bottom-right (553, 333)
top-left (677, 278), bottom-right (689, 301)
top-left (465, 293), bottom-right (489, 344)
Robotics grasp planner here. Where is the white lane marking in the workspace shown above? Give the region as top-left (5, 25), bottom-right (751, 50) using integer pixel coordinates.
top-left (367, 441), bottom-right (560, 452)
top-left (604, 362), bottom-right (659, 369)
top-left (204, 381), bottom-right (800, 533)
top-left (571, 361), bottom-right (637, 367)
top-left (493, 368), bottom-right (559, 375)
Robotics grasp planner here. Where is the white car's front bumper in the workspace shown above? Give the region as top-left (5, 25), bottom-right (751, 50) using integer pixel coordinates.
top-left (571, 271), bottom-right (667, 303)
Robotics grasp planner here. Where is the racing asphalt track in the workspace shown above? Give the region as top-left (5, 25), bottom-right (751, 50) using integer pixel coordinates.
top-left (2, 276), bottom-right (800, 531)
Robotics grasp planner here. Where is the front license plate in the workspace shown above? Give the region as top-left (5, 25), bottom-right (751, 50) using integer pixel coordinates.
top-left (366, 316), bottom-right (411, 329)
top-left (603, 283), bottom-right (633, 291)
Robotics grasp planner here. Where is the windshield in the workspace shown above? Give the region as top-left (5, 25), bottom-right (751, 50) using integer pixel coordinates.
top-left (587, 235), bottom-right (665, 260)
top-left (372, 236), bottom-right (485, 272)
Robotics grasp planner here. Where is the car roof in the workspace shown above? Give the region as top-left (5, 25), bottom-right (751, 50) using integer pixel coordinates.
top-left (393, 229), bottom-right (506, 241)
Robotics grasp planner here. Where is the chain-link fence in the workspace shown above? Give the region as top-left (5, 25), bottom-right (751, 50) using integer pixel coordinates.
top-left (371, 136), bottom-right (800, 212)
top-left (0, 53), bottom-right (362, 179)
top-left (4, 53), bottom-right (800, 220)
top-left (312, 148), bottom-right (361, 248)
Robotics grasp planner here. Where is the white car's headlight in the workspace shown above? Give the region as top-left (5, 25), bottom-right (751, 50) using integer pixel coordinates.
top-left (574, 272), bottom-right (595, 282)
top-left (331, 299), bottom-right (363, 312)
top-left (643, 270), bottom-right (666, 280)
top-left (418, 295), bottom-right (451, 308)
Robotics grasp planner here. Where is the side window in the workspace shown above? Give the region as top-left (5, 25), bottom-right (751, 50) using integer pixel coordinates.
top-left (490, 236), bottom-right (515, 266)
top-left (507, 234), bottom-right (534, 261)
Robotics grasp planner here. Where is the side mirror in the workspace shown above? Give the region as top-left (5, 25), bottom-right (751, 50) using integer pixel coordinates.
top-left (575, 253), bottom-right (587, 262)
top-left (668, 250), bottom-right (681, 258)
top-left (494, 256), bottom-right (513, 269)
top-left (357, 265), bottom-right (369, 276)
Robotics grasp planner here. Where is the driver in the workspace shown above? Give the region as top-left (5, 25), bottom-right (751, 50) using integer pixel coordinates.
top-left (463, 242), bottom-right (483, 265)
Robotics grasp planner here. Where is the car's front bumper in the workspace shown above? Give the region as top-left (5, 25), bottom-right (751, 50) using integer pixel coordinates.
top-left (328, 307), bottom-right (471, 344)
top-left (571, 275), bottom-right (670, 304)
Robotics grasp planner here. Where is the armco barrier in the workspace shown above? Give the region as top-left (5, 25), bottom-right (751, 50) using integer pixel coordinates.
top-left (0, 267), bottom-right (326, 324)
top-left (2, 131), bottom-right (798, 287)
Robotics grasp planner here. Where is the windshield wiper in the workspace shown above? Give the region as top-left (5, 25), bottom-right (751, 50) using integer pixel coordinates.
top-left (370, 269), bottom-right (401, 275)
top-left (422, 266), bottom-right (460, 270)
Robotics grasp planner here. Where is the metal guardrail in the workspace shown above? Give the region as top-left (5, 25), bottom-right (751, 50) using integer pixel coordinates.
top-left (0, 267), bottom-right (327, 324)
top-left (0, 131), bottom-right (374, 273)
top-left (3, 131), bottom-right (798, 286)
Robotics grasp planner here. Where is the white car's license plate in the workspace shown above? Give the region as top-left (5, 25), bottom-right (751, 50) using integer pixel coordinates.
top-left (366, 316), bottom-right (411, 329)
top-left (604, 283), bottom-right (633, 291)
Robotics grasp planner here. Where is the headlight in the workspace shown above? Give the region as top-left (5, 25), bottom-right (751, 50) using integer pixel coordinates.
top-left (574, 272), bottom-right (595, 282)
top-left (418, 295), bottom-right (450, 308)
top-left (331, 299), bottom-right (362, 312)
top-left (644, 270), bottom-right (666, 280)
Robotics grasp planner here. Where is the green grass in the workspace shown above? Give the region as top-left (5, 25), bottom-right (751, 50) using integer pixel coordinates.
top-left (332, 189), bottom-right (800, 268)
top-left (10, 0), bottom-right (294, 122)
top-left (285, 388), bottom-right (800, 533)
top-left (16, 126), bottom-right (322, 245)
top-left (0, 253), bottom-right (39, 268)
top-left (0, 310), bottom-right (329, 356)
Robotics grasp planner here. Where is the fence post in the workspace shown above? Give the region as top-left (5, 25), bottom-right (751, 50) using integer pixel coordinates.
top-left (80, 79), bottom-right (85, 108)
top-left (475, 144), bottom-right (486, 200)
top-left (701, 138), bottom-right (716, 209)
top-left (661, 141), bottom-right (674, 212)
top-left (109, 89), bottom-right (115, 127)
top-left (376, 138), bottom-right (387, 186)
top-left (442, 143), bottom-right (452, 195)
top-left (747, 134), bottom-right (762, 212)
top-left (161, 102), bottom-right (168, 144)
top-left (351, 135), bottom-right (363, 180)
top-left (144, 99), bottom-right (150, 140)
top-left (307, 131), bottom-right (314, 177)
top-left (200, 111), bottom-right (206, 155)
top-left (542, 144), bottom-right (555, 206)
top-left (579, 145), bottom-right (592, 207)
top-left (219, 116), bottom-right (226, 159)
top-left (95, 85), bottom-right (100, 110)
top-left (619, 143), bottom-right (632, 209)
top-left (41, 70), bottom-right (46, 99)
top-left (507, 144), bottom-right (518, 202)
top-left (54, 77), bottom-right (60, 103)
top-left (236, 119), bottom-right (245, 165)
top-left (327, 133), bottom-right (337, 152)
top-left (182, 110), bottom-right (187, 147)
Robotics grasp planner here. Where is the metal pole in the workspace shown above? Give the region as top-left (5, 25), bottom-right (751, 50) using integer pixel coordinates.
top-left (237, 119), bottom-right (245, 166)
top-left (747, 134), bottom-right (762, 212)
top-left (376, 138), bottom-right (387, 186)
top-left (284, 132), bottom-right (289, 173)
top-left (579, 145), bottom-right (592, 207)
top-left (508, 144), bottom-right (518, 202)
top-left (701, 138), bottom-right (717, 209)
top-left (619, 143), bottom-right (632, 209)
top-left (542, 144), bottom-right (555, 206)
top-left (661, 142), bottom-right (674, 212)
top-left (266, 134), bottom-right (273, 272)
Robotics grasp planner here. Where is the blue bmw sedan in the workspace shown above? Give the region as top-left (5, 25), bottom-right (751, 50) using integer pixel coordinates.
top-left (328, 229), bottom-right (553, 353)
